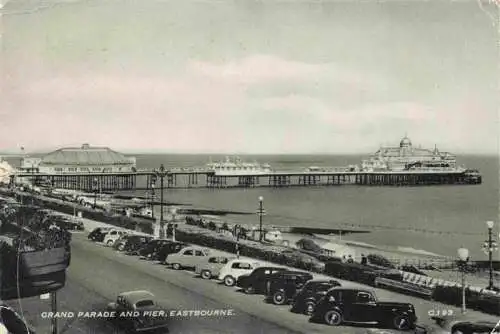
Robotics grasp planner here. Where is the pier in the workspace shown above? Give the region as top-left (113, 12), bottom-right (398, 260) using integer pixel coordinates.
top-left (11, 167), bottom-right (481, 192)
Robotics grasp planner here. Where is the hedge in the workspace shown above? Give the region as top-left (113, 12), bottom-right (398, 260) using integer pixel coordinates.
top-left (174, 228), bottom-right (325, 273)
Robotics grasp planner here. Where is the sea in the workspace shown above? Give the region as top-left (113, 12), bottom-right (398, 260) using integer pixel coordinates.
top-left (128, 153), bottom-right (499, 260)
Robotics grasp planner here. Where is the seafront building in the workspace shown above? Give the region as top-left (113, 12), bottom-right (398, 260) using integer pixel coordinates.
top-left (360, 136), bottom-right (458, 172)
top-left (19, 144), bottom-right (136, 191)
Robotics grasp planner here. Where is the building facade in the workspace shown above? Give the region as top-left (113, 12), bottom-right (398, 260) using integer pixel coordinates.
top-left (361, 136), bottom-right (458, 172)
top-left (19, 144), bottom-right (137, 191)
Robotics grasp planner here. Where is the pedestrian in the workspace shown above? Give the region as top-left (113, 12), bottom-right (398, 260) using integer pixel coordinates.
top-left (347, 254), bottom-right (354, 263)
top-left (361, 254), bottom-right (368, 265)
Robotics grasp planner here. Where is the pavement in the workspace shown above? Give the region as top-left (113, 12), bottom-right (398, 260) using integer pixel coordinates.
top-left (4, 204), bottom-right (499, 334)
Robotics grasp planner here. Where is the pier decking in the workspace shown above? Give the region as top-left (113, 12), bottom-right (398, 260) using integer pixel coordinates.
top-left (11, 167), bottom-right (481, 191)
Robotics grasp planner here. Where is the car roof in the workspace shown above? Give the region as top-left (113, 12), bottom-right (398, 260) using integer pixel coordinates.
top-left (275, 270), bottom-right (311, 276)
top-left (307, 279), bottom-right (338, 284)
top-left (118, 290), bottom-right (155, 303)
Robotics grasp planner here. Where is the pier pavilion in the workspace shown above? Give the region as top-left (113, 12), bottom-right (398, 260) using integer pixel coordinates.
top-left (19, 144), bottom-right (137, 191)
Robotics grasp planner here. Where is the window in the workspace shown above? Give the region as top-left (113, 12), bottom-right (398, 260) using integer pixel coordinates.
top-left (356, 292), bottom-right (374, 303)
top-left (232, 262), bottom-right (251, 269)
top-left (54, 168), bottom-right (63, 172)
top-left (195, 250), bottom-right (204, 256)
top-left (183, 250), bottom-right (194, 256)
top-left (135, 300), bottom-right (154, 308)
top-left (317, 284), bottom-right (331, 292)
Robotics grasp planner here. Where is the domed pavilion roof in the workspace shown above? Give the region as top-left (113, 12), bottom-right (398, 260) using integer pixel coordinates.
top-left (40, 144), bottom-right (133, 166)
top-left (399, 136), bottom-right (412, 148)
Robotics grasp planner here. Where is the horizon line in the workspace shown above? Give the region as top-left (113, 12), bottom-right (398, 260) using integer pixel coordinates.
top-left (0, 149), bottom-right (497, 157)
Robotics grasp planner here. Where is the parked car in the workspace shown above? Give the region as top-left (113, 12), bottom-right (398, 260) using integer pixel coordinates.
top-left (195, 256), bottom-right (235, 280)
top-left (165, 246), bottom-right (210, 270)
top-left (113, 235), bottom-right (153, 252)
top-left (103, 229), bottom-right (128, 246)
top-left (218, 259), bottom-right (262, 286)
top-left (106, 290), bottom-right (169, 333)
top-left (133, 239), bottom-right (172, 257)
top-left (46, 215), bottom-right (84, 231)
top-left (236, 266), bottom-right (286, 294)
top-left (157, 242), bottom-right (189, 263)
top-left (417, 315), bottom-right (499, 334)
top-left (290, 279), bottom-right (341, 315)
top-left (310, 288), bottom-right (417, 330)
top-left (88, 227), bottom-right (112, 242)
top-left (265, 271), bottom-right (314, 305)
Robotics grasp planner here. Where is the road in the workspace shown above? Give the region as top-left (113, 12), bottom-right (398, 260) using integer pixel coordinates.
top-left (5, 215), bottom-right (498, 334)
top-left (7, 233), bottom-right (371, 334)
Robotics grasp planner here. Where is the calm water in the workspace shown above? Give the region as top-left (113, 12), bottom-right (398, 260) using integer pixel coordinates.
top-left (134, 154), bottom-right (499, 259)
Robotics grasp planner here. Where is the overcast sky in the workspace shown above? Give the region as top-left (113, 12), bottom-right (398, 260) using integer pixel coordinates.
top-left (1, 0), bottom-right (498, 154)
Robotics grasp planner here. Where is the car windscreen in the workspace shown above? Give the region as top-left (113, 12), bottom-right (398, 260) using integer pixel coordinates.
top-left (135, 300), bottom-right (154, 308)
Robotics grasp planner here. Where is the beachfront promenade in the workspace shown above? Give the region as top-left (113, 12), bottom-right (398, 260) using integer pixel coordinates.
top-left (7, 212), bottom-right (498, 334)
top-left (2, 190), bottom-right (498, 333)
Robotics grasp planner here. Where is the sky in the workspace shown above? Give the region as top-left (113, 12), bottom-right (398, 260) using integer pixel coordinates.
top-left (1, 0), bottom-right (498, 154)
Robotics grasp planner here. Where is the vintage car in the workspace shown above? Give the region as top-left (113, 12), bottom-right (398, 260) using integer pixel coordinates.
top-left (45, 215), bottom-right (85, 231)
top-left (132, 239), bottom-right (172, 257)
top-left (414, 315), bottom-right (500, 334)
top-left (114, 235), bottom-right (153, 252)
top-left (236, 266), bottom-right (286, 294)
top-left (218, 259), bottom-right (262, 286)
top-left (265, 271), bottom-right (314, 305)
top-left (103, 229), bottom-right (128, 246)
top-left (290, 279), bottom-right (342, 315)
top-left (157, 242), bottom-right (189, 263)
top-left (310, 288), bottom-right (417, 330)
top-left (195, 256), bottom-right (235, 279)
top-left (164, 246), bottom-right (210, 270)
top-left (106, 290), bottom-right (169, 333)
top-left (88, 227), bottom-right (113, 242)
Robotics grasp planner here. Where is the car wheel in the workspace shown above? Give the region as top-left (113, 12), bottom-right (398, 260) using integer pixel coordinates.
top-left (244, 286), bottom-right (254, 294)
top-left (304, 301), bottom-right (316, 316)
top-left (224, 276), bottom-right (236, 287)
top-left (201, 270), bottom-right (212, 280)
top-left (324, 310), bottom-right (343, 326)
top-left (272, 291), bottom-right (287, 305)
top-left (172, 263), bottom-right (181, 270)
top-left (393, 315), bottom-right (411, 330)
top-left (106, 240), bottom-right (114, 246)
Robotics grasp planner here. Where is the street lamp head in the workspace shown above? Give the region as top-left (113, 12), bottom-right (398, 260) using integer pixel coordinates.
top-left (151, 183), bottom-right (155, 188)
top-left (486, 221), bottom-right (494, 229)
top-left (258, 196), bottom-right (263, 202)
top-left (457, 247), bottom-right (469, 261)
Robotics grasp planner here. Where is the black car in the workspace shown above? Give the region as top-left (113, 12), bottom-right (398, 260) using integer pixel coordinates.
top-left (290, 279), bottom-right (341, 315)
top-left (157, 242), bottom-right (188, 263)
top-left (265, 271), bottom-right (314, 305)
top-left (50, 216), bottom-right (85, 231)
top-left (236, 267), bottom-right (287, 294)
top-left (87, 227), bottom-right (112, 242)
top-left (310, 288), bottom-right (417, 330)
top-left (114, 235), bottom-right (153, 252)
top-left (107, 291), bottom-right (169, 333)
top-left (134, 239), bottom-right (173, 258)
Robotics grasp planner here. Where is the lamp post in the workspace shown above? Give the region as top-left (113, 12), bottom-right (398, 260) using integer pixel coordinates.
top-left (150, 178), bottom-right (156, 220)
top-left (457, 247), bottom-right (469, 314)
top-left (484, 220), bottom-right (498, 290)
top-left (92, 178), bottom-right (98, 209)
top-left (152, 165), bottom-right (168, 238)
top-left (235, 224), bottom-right (241, 258)
top-left (257, 196), bottom-right (265, 242)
